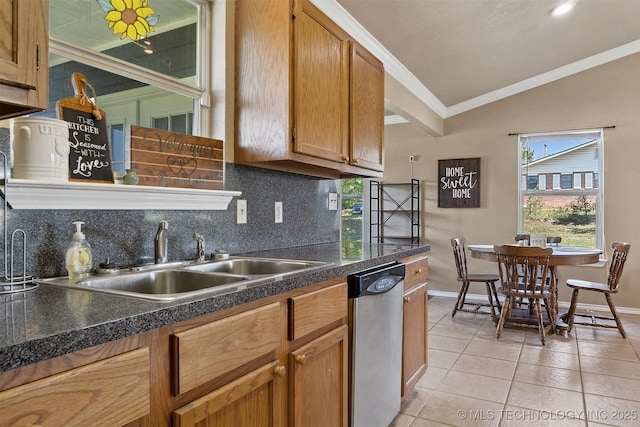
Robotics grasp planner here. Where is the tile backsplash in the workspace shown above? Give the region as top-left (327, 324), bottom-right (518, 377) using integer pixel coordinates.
top-left (0, 129), bottom-right (340, 278)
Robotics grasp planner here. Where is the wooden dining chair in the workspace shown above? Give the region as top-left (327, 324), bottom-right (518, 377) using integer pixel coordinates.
top-left (494, 244), bottom-right (553, 345)
top-left (450, 237), bottom-right (501, 321)
top-left (512, 235), bottom-right (560, 309)
top-left (563, 242), bottom-right (631, 337)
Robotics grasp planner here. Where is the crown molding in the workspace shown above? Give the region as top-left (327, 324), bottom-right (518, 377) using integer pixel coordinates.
top-left (446, 39), bottom-right (640, 118)
top-left (384, 114), bottom-right (409, 125)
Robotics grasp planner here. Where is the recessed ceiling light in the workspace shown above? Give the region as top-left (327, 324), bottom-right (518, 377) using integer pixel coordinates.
top-left (551, 0), bottom-right (577, 17)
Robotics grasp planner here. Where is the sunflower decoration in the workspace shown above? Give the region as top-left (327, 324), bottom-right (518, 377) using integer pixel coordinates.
top-left (97, 0), bottom-right (159, 42)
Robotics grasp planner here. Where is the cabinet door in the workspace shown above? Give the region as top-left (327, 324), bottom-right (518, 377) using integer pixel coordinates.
top-left (350, 42), bottom-right (384, 172)
top-left (293, 0), bottom-right (349, 163)
top-left (0, 347), bottom-right (150, 427)
top-left (0, 0), bottom-right (49, 119)
top-left (289, 325), bottom-right (348, 427)
top-left (402, 282), bottom-right (428, 396)
top-left (173, 360), bottom-right (285, 427)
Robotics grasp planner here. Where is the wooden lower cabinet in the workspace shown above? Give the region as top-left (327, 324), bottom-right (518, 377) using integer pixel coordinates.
top-left (170, 279), bottom-right (348, 427)
top-left (0, 347), bottom-right (150, 427)
top-left (0, 278), bottom-right (351, 426)
top-left (289, 325), bottom-right (348, 427)
top-left (399, 255), bottom-right (429, 397)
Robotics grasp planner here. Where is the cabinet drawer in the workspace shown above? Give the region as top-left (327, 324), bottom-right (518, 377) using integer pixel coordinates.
top-left (400, 255), bottom-right (428, 292)
top-left (0, 347), bottom-right (150, 427)
top-left (172, 302), bottom-right (281, 395)
top-left (288, 282), bottom-right (347, 341)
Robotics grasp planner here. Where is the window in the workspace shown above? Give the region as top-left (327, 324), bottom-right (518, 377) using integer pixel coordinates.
top-left (519, 130), bottom-right (603, 249)
top-left (342, 178), bottom-right (364, 259)
top-left (39, 0), bottom-right (210, 170)
top-left (109, 123), bottom-right (125, 173)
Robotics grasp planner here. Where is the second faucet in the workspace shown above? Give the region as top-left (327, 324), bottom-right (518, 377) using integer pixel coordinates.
top-left (193, 233), bottom-right (205, 262)
top-left (155, 221), bottom-right (169, 264)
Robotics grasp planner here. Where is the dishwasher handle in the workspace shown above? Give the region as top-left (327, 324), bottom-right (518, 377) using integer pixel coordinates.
top-left (348, 263), bottom-right (406, 298)
top-left (360, 273), bottom-right (403, 296)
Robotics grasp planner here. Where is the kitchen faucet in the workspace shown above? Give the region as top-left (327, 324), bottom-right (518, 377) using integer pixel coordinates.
top-left (193, 233), bottom-right (205, 262)
top-left (155, 221), bottom-right (168, 264)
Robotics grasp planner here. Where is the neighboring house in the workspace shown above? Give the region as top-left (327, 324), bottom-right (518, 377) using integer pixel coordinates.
top-left (521, 140), bottom-right (598, 192)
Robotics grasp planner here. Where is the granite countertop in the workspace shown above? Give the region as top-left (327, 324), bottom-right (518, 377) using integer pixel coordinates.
top-left (0, 242), bottom-right (429, 372)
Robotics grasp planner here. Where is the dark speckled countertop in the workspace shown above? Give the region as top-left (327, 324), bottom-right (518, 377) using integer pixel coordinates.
top-left (0, 242), bottom-right (429, 372)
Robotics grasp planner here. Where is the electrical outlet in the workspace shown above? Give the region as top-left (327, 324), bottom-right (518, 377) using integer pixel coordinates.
top-left (328, 193), bottom-right (338, 210)
top-left (275, 201), bottom-right (283, 223)
top-left (236, 199), bottom-right (247, 224)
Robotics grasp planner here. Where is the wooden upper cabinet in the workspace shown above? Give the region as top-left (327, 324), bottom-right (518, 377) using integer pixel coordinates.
top-left (350, 41), bottom-right (384, 172)
top-left (0, 0), bottom-right (49, 119)
top-left (293, 1), bottom-right (349, 164)
top-left (234, 0), bottom-right (384, 179)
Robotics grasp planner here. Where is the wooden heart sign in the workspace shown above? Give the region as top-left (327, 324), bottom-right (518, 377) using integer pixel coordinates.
top-left (128, 125), bottom-right (224, 190)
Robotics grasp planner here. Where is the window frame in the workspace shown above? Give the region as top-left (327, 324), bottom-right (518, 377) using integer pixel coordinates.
top-left (48, 0), bottom-right (211, 136)
top-left (518, 129), bottom-right (604, 251)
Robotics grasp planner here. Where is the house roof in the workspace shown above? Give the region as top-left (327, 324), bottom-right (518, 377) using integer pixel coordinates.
top-left (525, 139), bottom-right (597, 167)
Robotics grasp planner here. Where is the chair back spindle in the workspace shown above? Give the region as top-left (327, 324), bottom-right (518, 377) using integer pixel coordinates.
top-left (607, 242), bottom-right (630, 291)
top-left (451, 237), bottom-right (470, 279)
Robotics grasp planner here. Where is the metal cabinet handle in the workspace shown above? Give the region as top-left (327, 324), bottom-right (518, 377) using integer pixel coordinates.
top-left (416, 268), bottom-right (422, 274)
top-left (295, 354), bottom-right (306, 365)
top-left (404, 296), bottom-right (410, 304)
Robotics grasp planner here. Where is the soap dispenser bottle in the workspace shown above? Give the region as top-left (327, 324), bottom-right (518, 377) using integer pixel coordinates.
top-left (66, 221), bottom-right (93, 279)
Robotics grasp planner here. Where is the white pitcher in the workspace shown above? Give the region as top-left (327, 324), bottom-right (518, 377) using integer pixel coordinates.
top-left (10, 117), bottom-right (70, 181)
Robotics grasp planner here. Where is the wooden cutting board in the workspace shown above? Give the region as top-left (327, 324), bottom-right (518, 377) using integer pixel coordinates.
top-left (128, 125), bottom-right (224, 190)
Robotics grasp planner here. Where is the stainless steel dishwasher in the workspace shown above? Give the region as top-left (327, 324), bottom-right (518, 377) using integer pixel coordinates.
top-left (348, 262), bottom-right (405, 427)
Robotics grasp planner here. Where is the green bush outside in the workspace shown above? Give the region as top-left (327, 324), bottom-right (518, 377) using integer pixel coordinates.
top-left (524, 195), bottom-right (596, 247)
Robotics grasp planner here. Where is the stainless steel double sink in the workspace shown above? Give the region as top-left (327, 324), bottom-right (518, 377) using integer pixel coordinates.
top-left (38, 257), bottom-right (330, 302)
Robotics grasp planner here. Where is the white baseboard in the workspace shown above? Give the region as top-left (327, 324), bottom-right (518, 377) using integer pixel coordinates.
top-left (428, 290), bottom-right (640, 316)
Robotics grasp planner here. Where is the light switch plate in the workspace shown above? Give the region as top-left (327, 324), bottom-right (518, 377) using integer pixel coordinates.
top-left (237, 199), bottom-right (247, 224)
top-left (275, 201), bottom-right (283, 223)
top-left (328, 193), bottom-right (338, 210)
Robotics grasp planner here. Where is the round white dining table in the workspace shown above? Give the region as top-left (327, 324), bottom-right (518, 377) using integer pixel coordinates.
top-left (467, 244), bottom-right (602, 333)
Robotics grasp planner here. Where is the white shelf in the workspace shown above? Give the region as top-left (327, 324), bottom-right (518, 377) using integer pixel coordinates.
top-left (3, 179), bottom-right (242, 210)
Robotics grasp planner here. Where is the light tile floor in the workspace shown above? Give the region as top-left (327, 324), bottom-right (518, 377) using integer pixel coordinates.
top-left (391, 296), bottom-right (640, 427)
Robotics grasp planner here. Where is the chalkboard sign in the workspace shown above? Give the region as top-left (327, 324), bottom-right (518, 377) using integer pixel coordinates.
top-left (438, 158), bottom-right (480, 208)
top-left (60, 107), bottom-right (114, 182)
top-left (57, 73), bottom-right (114, 183)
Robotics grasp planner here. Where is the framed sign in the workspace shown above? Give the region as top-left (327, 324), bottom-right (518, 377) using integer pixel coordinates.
top-left (57, 73), bottom-right (114, 183)
top-left (438, 158), bottom-right (480, 208)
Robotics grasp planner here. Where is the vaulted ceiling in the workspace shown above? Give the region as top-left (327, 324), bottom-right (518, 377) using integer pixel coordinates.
top-left (327, 0), bottom-right (640, 118)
